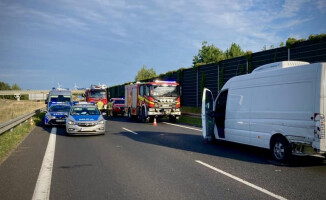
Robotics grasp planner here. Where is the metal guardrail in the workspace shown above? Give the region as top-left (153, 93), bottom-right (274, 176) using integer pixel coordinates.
top-left (0, 107), bottom-right (46, 135)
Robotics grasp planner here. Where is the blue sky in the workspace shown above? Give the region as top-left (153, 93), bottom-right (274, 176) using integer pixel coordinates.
top-left (0, 0), bottom-right (325, 90)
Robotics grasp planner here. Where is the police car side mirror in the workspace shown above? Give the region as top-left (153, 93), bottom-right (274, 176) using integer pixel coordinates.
top-left (45, 99), bottom-right (48, 104)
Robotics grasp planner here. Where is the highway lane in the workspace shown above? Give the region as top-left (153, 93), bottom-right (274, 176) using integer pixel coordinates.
top-left (1, 117), bottom-right (326, 200)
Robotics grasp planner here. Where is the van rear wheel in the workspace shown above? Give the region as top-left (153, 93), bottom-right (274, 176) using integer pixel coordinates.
top-left (271, 137), bottom-right (291, 163)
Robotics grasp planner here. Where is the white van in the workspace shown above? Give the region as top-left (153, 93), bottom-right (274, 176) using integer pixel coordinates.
top-left (202, 61), bottom-right (326, 162)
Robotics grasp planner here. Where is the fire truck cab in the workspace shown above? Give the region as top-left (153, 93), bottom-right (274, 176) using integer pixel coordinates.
top-left (85, 84), bottom-right (108, 114)
top-left (124, 81), bottom-right (181, 122)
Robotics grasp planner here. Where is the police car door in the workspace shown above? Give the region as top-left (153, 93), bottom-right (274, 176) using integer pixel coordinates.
top-left (202, 88), bottom-right (214, 141)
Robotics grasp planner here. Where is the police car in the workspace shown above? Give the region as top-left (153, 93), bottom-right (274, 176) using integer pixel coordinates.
top-left (44, 102), bottom-right (71, 126)
top-left (66, 102), bottom-right (106, 135)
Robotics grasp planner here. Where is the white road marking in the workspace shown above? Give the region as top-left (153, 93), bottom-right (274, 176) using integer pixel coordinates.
top-left (195, 160), bottom-right (287, 200)
top-left (122, 127), bottom-right (138, 135)
top-left (32, 127), bottom-right (57, 200)
top-left (162, 122), bottom-right (202, 132)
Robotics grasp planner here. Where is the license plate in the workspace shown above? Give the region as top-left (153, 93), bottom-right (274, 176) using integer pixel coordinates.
top-left (80, 128), bottom-right (93, 132)
top-left (56, 120), bottom-right (65, 122)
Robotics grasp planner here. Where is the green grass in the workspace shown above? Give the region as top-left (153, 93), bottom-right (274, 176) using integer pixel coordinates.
top-left (178, 116), bottom-right (202, 127)
top-left (0, 112), bottom-right (44, 163)
top-left (180, 106), bottom-right (201, 114)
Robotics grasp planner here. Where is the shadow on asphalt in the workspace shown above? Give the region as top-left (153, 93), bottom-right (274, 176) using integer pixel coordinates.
top-left (37, 116), bottom-right (326, 167)
top-left (118, 128), bottom-right (326, 168)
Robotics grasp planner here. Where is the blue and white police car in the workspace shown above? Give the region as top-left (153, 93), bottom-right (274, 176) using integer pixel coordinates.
top-left (44, 102), bottom-right (71, 126)
top-left (66, 102), bottom-right (106, 135)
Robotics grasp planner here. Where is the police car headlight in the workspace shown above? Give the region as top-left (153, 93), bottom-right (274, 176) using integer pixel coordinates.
top-left (68, 120), bottom-right (76, 125)
top-left (46, 113), bottom-right (55, 119)
top-left (98, 120), bottom-right (104, 124)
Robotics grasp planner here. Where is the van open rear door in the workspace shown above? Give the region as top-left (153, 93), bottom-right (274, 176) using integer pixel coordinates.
top-left (202, 88), bottom-right (215, 141)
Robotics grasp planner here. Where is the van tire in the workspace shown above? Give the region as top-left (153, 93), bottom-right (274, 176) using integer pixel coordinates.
top-left (271, 136), bottom-right (291, 163)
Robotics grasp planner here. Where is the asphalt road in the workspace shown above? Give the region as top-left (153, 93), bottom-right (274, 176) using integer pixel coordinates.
top-left (1, 117), bottom-right (326, 200)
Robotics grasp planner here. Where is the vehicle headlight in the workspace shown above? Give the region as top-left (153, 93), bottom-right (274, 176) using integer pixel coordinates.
top-left (99, 120), bottom-right (104, 124)
top-left (68, 120), bottom-right (76, 125)
top-left (46, 113), bottom-right (55, 119)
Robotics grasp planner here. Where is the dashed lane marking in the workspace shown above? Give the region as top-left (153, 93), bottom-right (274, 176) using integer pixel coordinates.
top-left (122, 127), bottom-right (138, 135)
top-left (162, 122), bottom-right (202, 132)
top-left (195, 160), bottom-right (287, 200)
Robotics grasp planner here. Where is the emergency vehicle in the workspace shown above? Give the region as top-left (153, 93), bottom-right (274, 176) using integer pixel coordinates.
top-left (46, 88), bottom-right (72, 111)
top-left (44, 102), bottom-right (71, 126)
top-left (124, 81), bottom-right (181, 122)
top-left (109, 98), bottom-right (125, 116)
top-left (85, 84), bottom-right (108, 113)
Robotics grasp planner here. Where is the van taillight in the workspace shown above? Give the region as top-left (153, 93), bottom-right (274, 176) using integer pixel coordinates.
top-left (314, 113), bottom-right (325, 139)
top-left (176, 97), bottom-right (180, 108)
top-left (148, 97), bottom-right (155, 108)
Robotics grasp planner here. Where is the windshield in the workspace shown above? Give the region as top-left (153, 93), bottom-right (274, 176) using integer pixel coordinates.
top-left (70, 106), bottom-right (100, 115)
top-left (114, 100), bottom-right (124, 104)
top-left (50, 95), bottom-right (71, 102)
top-left (49, 105), bottom-right (71, 112)
top-left (151, 85), bottom-right (179, 97)
top-left (90, 90), bottom-right (106, 98)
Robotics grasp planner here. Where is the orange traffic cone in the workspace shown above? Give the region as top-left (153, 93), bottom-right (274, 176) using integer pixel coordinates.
top-left (153, 117), bottom-right (157, 126)
top-left (30, 118), bottom-right (34, 126)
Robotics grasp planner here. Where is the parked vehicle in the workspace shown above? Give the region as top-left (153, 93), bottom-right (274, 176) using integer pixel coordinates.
top-left (66, 102), bottom-right (106, 135)
top-left (109, 98), bottom-right (125, 116)
top-left (202, 61), bottom-right (326, 162)
top-left (46, 88), bottom-right (72, 110)
top-left (85, 84), bottom-right (108, 114)
top-left (44, 102), bottom-right (71, 126)
top-left (124, 81), bottom-right (181, 122)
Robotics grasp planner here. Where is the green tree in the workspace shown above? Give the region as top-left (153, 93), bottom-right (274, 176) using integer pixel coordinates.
top-left (11, 83), bottom-right (21, 90)
top-left (262, 45), bottom-right (267, 51)
top-left (0, 81), bottom-right (11, 90)
top-left (280, 42), bottom-right (284, 47)
top-left (135, 65), bottom-right (157, 81)
top-left (193, 41), bottom-right (225, 66)
top-left (225, 43), bottom-right (244, 59)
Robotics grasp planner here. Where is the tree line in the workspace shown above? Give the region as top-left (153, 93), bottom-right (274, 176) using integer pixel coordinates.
top-left (133, 34), bottom-right (326, 82)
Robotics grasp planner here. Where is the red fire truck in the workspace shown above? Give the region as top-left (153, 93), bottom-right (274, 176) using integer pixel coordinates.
top-left (85, 84), bottom-right (108, 113)
top-left (124, 81), bottom-right (181, 122)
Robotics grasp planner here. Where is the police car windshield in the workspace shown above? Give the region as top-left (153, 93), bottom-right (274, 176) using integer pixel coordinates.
top-left (70, 106), bottom-right (100, 115)
top-left (114, 100), bottom-right (124, 104)
top-left (49, 105), bottom-right (71, 112)
top-left (151, 85), bottom-right (179, 97)
top-left (90, 90), bottom-right (106, 98)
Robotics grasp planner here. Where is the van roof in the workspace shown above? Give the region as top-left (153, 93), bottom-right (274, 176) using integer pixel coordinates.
top-left (49, 90), bottom-right (72, 96)
top-left (252, 61), bottom-right (309, 73)
top-left (222, 62), bottom-right (323, 90)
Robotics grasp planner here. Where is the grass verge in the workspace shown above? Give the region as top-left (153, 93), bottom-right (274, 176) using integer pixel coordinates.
top-left (180, 106), bottom-right (201, 114)
top-left (178, 116), bottom-right (202, 127)
top-left (0, 99), bottom-right (45, 123)
top-left (0, 112), bottom-right (44, 163)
